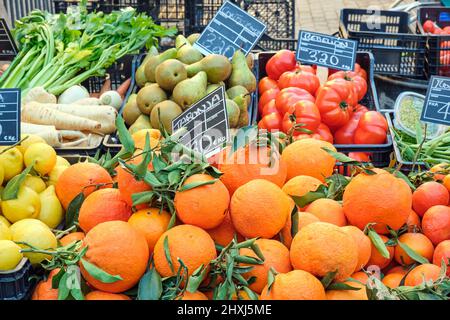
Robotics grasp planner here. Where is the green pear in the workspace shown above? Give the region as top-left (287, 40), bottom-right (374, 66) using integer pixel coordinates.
top-left (226, 99), bottom-right (241, 128)
top-left (175, 35), bottom-right (189, 49)
top-left (186, 54), bottom-right (232, 83)
top-left (246, 52), bottom-right (254, 69)
top-left (187, 33), bottom-right (201, 44)
top-left (172, 71), bottom-right (208, 110)
top-left (144, 48), bottom-right (178, 83)
top-left (226, 85), bottom-right (250, 106)
top-left (122, 94), bottom-right (142, 126)
top-left (176, 43), bottom-right (203, 65)
top-left (135, 47), bottom-right (159, 88)
top-left (155, 59), bottom-right (187, 91)
top-left (206, 82), bottom-right (228, 98)
top-left (129, 114), bottom-right (152, 135)
top-left (136, 84), bottom-right (167, 115)
top-left (150, 100), bottom-right (183, 134)
top-left (228, 50), bottom-right (256, 93)
top-left (233, 94), bottom-right (249, 128)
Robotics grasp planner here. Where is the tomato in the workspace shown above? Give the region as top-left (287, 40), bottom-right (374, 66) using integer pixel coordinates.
top-left (258, 112), bottom-right (282, 131)
top-left (294, 124), bottom-right (333, 144)
top-left (295, 64), bottom-right (316, 74)
top-left (265, 50), bottom-right (296, 80)
top-left (258, 88), bottom-right (280, 114)
top-left (315, 78), bottom-right (355, 128)
top-left (258, 76), bottom-right (279, 94)
top-left (329, 63), bottom-right (367, 81)
top-left (281, 100), bottom-right (321, 135)
top-left (337, 152), bottom-right (371, 175)
top-left (328, 70), bottom-right (367, 101)
top-left (278, 69), bottom-right (320, 95)
top-left (354, 111), bottom-right (388, 144)
top-left (275, 87), bottom-right (315, 115)
top-left (334, 104), bottom-right (369, 144)
top-left (423, 20), bottom-right (436, 33)
top-left (261, 99), bottom-right (278, 116)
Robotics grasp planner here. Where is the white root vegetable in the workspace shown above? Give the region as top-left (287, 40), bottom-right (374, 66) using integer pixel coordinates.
top-left (23, 87), bottom-right (57, 104)
top-left (58, 85), bottom-right (89, 104)
top-left (73, 97), bottom-right (101, 105)
top-left (21, 122), bottom-right (62, 146)
top-left (22, 102), bottom-right (102, 132)
top-left (100, 91), bottom-right (123, 110)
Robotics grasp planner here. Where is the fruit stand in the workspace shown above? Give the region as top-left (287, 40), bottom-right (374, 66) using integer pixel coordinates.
top-left (0, 0), bottom-right (450, 303)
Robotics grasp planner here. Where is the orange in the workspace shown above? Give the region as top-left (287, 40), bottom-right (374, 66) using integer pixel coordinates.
top-left (290, 222), bottom-right (358, 281)
top-left (412, 181), bottom-right (449, 217)
top-left (366, 234), bottom-right (394, 269)
top-left (180, 291), bottom-right (209, 300)
top-left (422, 205), bottom-right (450, 245)
top-left (131, 129), bottom-right (161, 150)
top-left (207, 211), bottom-right (244, 247)
top-left (343, 169), bottom-right (412, 234)
top-left (406, 210), bottom-right (421, 232)
top-left (382, 273), bottom-right (404, 288)
top-left (260, 270), bottom-right (326, 300)
top-left (154, 225), bottom-right (216, 278)
top-left (31, 269), bottom-right (59, 300)
top-left (85, 291), bottom-right (131, 300)
top-left (217, 145), bottom-right (287, 195)
top-left (281, 138), bottom-right (336, 182)
top-left (78, 188), bottom-right (132, 233)
top-left (433, 240), bottom-right (450, 275)
top-left (128, 208), bottom-right (171, 254)
top-left (404, 264), bottom-right (442, 287)
top-left (306, 198), bottom-right (347, 227)
top-left (230, 179), bottom-right (291, 239)
top-left (350, 271), bottom-right (369, 284)
top-left (59, 232), bottom-right (85, 247)
top-left (281, 175), bottom-right (323, 207)
top-left (430, 163), bottom-right (448, 181)
top-left (386, 265), bottom-right (409, 276)
top-left (342, 226), bottom-right (371, 271)
top-left (394, 233), bottom-right (434, 266)
top-left (174, 174), bottom-right (229, 229)
top-left (80, 221), bottom-right (149, 293)
top-left (326, 281), bottom-right (368, 300)
top-left (239, 239), bottom-right (292, 294)
top-left (280, 211), bottom-right (320, 248)
top-left (443, 174), bottom-right (450, 192)
top-left (55, 162), bottom-right (113, 210)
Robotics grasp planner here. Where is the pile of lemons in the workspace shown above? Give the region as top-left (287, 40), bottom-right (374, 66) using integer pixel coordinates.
top-left (0, 134), bottom-right (69, 272)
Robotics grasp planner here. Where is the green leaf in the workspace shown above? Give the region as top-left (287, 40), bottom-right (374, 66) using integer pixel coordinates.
top-left (66, 192), bottom-right (85, 228)
top-left (234, 255), bottom-right (264, 265)
top-left (367, 229), bottom-right (390, 259)
top-left (70, 288), bottom-right (84, 300)
top-left (250, 243), bottom-right (265, 262)
top-left (52, 268), bottom-right (65, 289)
top-left (321, 147), bottom-right (360, 164)
top-left (143, 171), bottom-right (163, 187)
top-left (290, 207), bottom-right (299, 239)
top-left (267, 269), bottom-right (276, 293)
top-left (57, 272), bottom-right (70, 300)
top-left (179, 179), bottom-right (218, 192)
top-left (291, 184), bottom-right (328, 208)
top-left (132, 191), bottom-right (154, 206)
top-left (163, 236), bottom-right (174, 273)
top-left (134, 134), bottom-right (152, 178)
top-left (384, 167), bottom-right (416, 190)
top-left (186, 264), bottom-right (208, 293)
top-left (398, 241), bottom-right (429, 264)
top-left (80, 258), bottom-right (123, 283)
top-left (321, 270), bottom-right (338, 288)
top-left (152, 156), bottom-right (167, 173)
top-left (168, 170), bottom-right (181, 186)
top-left (116, 115), bottom-right (135, 153)
top-left (137, 265), bottom-right (162, 300)
top-left (2, 162), bottom-right (35, 200)
top-left (167, 212), bottom-right (177, 230)
top-left (327, 282), bottom-right (361, 291)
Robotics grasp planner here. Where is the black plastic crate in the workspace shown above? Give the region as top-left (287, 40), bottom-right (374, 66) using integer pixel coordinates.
top-left (53, 0), bottom-right (155, 14)
top-left (255, 34), bottom-right (298, 52)
top-left (156, 0), bottom-right (186, 34)
top-left (0, 258), bottom-right (35, 300)
top-left (417, 6), bottom-right (450, 77)
top-left (4, 0), bottom-right (54, 27)
top-left (340, 8), bottom-right (427, 78)
top-left (254, 51), bottom-right (393, 168)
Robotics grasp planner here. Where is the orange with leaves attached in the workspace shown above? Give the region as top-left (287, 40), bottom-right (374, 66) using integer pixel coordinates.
top-left (366, 234), bottom-right (394, 269)
top-left (433, 240), bottom-right (450, 275)
top-left (306, 198), bottom-right (347, 227)
top-left (59, 232), bottom-right (85, 247)
top-left (280, 211), bottom-right (320, 248)
top-left (404, 264), bottom-right (442, 286)
top-left (394, 233), bottom-right (434, 266)
top-left (342, 226), bottom-right (371, 271)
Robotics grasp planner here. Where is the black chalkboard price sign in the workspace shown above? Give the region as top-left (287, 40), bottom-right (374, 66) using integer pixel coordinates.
top-left (0, 19), bottom-right (18, 61)
top-left (0, 88), bottom-right (21, 145)
top-left (421, 76), bottom-right (450, 126)
top-left (172, 86), bottom-right (229, 158)
top-left (297, 30), bottom-right (357, 71)
top-left (193, 1), bottom-right (266, 59)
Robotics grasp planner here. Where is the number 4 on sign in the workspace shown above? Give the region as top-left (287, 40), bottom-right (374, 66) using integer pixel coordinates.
top-left (438, 103), bottom-right (450, 119)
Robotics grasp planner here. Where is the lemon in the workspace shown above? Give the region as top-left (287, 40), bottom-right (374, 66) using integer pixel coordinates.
top-left (23, 175), bottom-right (47, 193)
top-left (0, 220), bottom-right (11, 240)
top-left (0, 147), bottom-right (24, 181)
top-left (46, 166), bottom-right (68, 186)
top-left (12, 221), bottom-right (57, 265)
top-left (0, 240), bottom-right (23, 271)
top-left (0, 163), bottom-right (4, 186)
top-left (9, 218), bottom-right (47, 235)
top-left (38, 186), bottom-right (64, 228)
top-left (1, 186), bottom-right (41, 223)
top-left (16, 134), bottom-right (46, 156)
top-left (0, 215), bottom-right (11, 227)
top-left (55, 156), bottom-right (70, 168)
top-left (24, 143), bottom-right (57, 175)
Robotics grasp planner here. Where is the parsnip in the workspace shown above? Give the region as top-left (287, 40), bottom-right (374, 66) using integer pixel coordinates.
top-left (73, 97), bottom-right (101, 105)
top-left (21, 122), bottom-right (61, 146)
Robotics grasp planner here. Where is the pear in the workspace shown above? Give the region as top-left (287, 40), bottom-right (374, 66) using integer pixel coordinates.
top-left (150, 100), bottom-right (183, 134)
top-left (38, 186), bottom-right (64, 229)
top-left (136, 84), bottom-right (167, 115)
top-left (186, 54), bottom-right (232, 83)
top-left (135, 46), bottom-right (159, 87)
top-left (187, 33), bottom-right (201, 45)
top-left (129, 115), bottom-right (152, 135)
top-left (246, 52), bottom-right (254, 69)
top-left (228, 50), bottom-right (257, 93)
top-left (144, 48), bottom-right (177, 83)
top-left (176, 43), bottom-right (203, 65)
top-left (206, 82), bottom-right (228, 97)
top-left (172, 71), bottom-right (208, 110)
top-left (226, 85), bottom-right (250, 106)
top-left (233, 94), bottom-right (249, 128)
top-left (155, 59), bottom-right (187, 91)
top-left (122, 94), bottom-right (142, 126)
top-left (175, 35), bottom-right (189, 49)
top-left (226, 99), bottom-right (241, 128)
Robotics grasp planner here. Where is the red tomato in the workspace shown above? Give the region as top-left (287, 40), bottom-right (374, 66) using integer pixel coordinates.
top-left (295, 64), bottom-right (317, 74)
top-left (281, 100), bottom-right (321, 135)
top-left (315, 78), bottom-right (355, 128)
top-left (261, 99), bottom-right (278, 116)
top-left (294, 124), bottom-right (333, 144)
top-left (349, 152), bottom-right (371, 162)
top-left (265, 50), bottom-right (296, 80)
top-left (329, 63), bottom-right (367, 81)
top-left (275, 87), bottom-right (315, 115)
top-left (278, 69), bottom-right (320, 95)
top-left (258, 112), bottom-right (282, 131)
top-left (258, 76), bottom-right (278, 93)
top-left (334, 104), bottom-right (369, 144)
top-left (328, 70), bottom-right (368, 102)
top-left (423, 20), bottom-right (436, 33)
top-left (258, 88), bottom-right (280, 114)
top-left (354, 111), bottom-right (388, 144)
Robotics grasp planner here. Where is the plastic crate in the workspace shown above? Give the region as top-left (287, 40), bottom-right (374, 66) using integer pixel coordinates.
top-left (53, 0), bottom-right (156, 13)
top-left (417, 6), bottom-right (450, 77)
top-left (255, 34), bottom-right (297, 52)
top-left (339, 8), bottom-right (427, 78)
top-left (0, 258), bottom-right (35, 300)
top-left (254, 51), bottom-right (393, 168)
top-left (156, 0), bottom-right (186, 34)
top-left (4, 0), bottom-right (54, 27)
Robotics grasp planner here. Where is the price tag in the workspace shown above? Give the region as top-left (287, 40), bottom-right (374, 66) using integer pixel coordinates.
top-left (0, 19), bottom-right (18, 60)
top-left (172, 86), bottom-right (229, 158)
top-left (421, 76), bottom-right (450, 126)
top-left (0, 88), bottom-right (21, 145)
top-left (193, 1), bottom-right (266, 59)
top-left (297, 30), bottom-right (357, 71)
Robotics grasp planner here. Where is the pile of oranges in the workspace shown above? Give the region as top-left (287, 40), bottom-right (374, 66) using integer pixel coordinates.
top-left (29, 127), bottom-right (450, 300)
